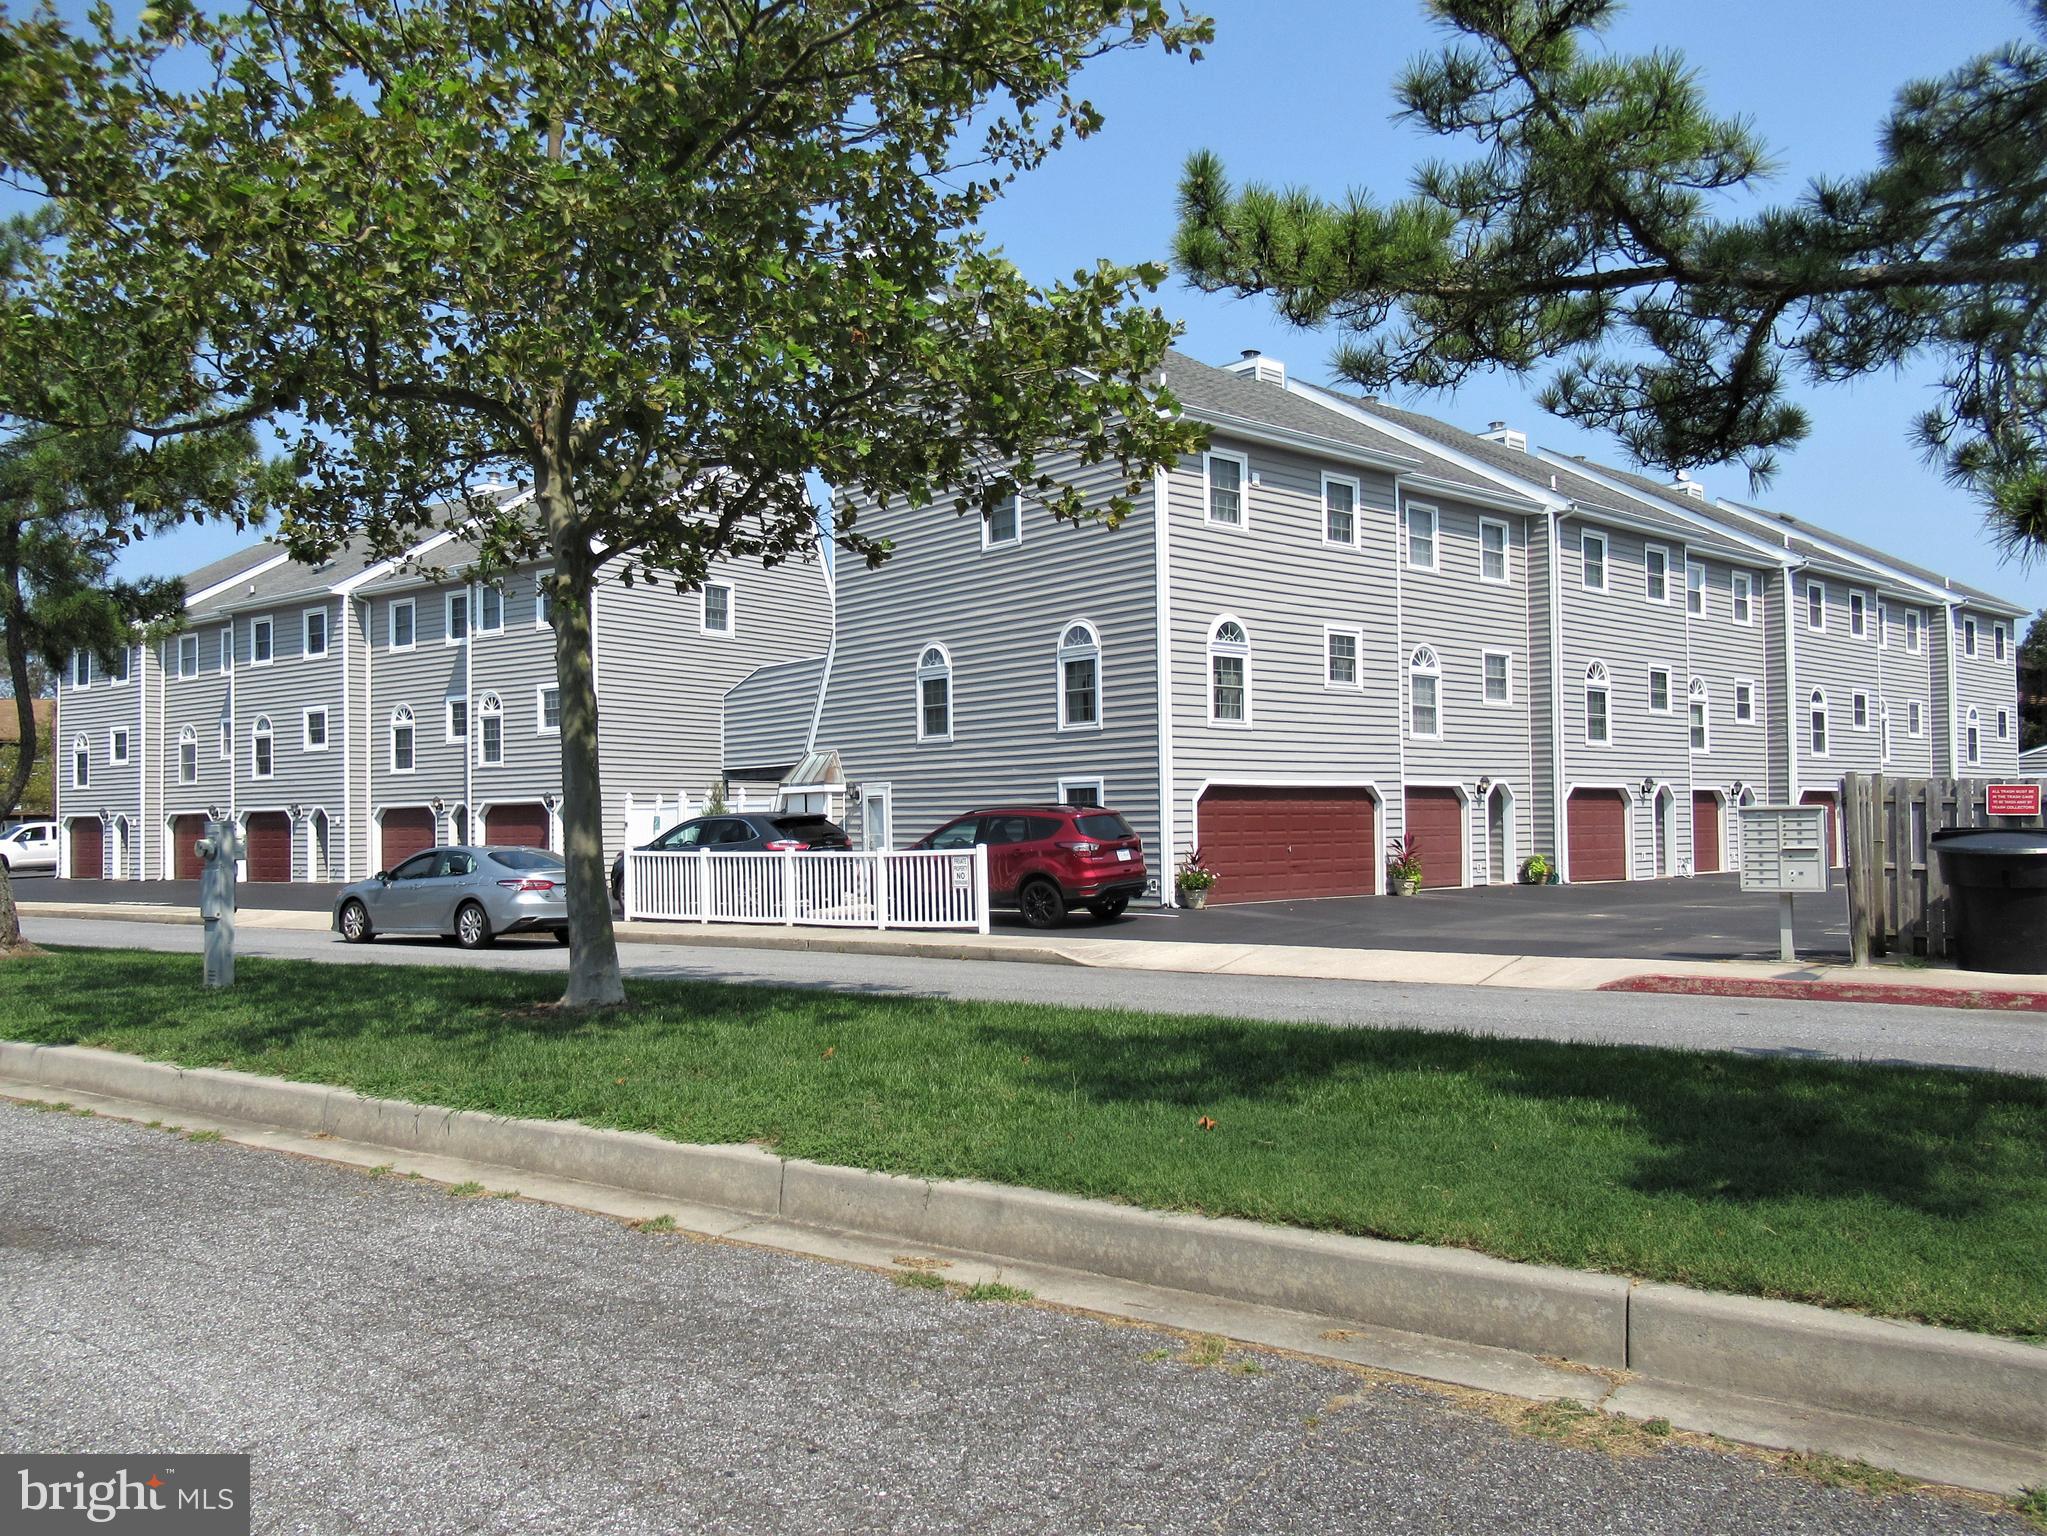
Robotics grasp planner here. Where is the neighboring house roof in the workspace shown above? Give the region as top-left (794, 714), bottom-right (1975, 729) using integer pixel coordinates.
top-left (1159, 351), bottom-right (1418, 475)
top-left (2020, 744), bottom-right (2047, 773)
top-left (1712, 498), bottom-right (2027, 617)
top-left (0, 697), bottom-right (54, 746)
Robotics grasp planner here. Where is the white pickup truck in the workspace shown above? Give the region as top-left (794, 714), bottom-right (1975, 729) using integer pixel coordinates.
top-left (0, 820), bottom-right (58, 875)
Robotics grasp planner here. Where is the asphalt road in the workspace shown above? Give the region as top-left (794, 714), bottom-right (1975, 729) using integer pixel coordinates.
top-left (23, 914), bottom-right (2046, 1077)
top-left (1, 1104), bottom-right (2027, 1535)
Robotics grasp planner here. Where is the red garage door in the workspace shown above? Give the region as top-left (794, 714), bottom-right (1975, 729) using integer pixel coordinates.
top-left (1402, 787), bottom-right (1466, 889)
top-left (1691, 794), bottom-right (1722, 874)
top-left (1801, 789), bottom-right (1841, 867)
top-left (171, 815), bottom-right (206, 881)
top-left (68, 818), bottom-right (103, 879)
top-left (485, 801), bottom-right (551, 850)
top-left (1568, 790), bottom-right (1629, 882)
top-left (244, 811), bottom-right (293, 883)
top-left (1195, 786), bottom-right (1376, 903)
top-left (379, 808), bottom-right (436, 870)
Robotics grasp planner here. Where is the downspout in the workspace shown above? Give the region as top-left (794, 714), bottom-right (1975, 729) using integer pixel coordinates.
top-left (338, 598), bottom-right (351, 879)
top-left (1152, 466), bottom-right (1175, 905)
top-left (1783, 567), bottom-right (1801, 804)
top-left (1546, 510), bottom-right (1567, 881)
top-left (1391, 482), bottom-right (1407, 895)
top-left (360, 599), bottom-right (373, 878)
top-left (1942, 600), bottom-right (1961, 775)
top-left (463, 583), bottom-right (475, 841)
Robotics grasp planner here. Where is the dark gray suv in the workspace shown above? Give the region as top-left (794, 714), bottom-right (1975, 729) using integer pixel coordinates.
top-left (610, 812), bottom-right (851, 901)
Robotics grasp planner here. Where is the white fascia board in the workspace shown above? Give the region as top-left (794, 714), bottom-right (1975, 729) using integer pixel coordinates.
top-left (1293, 382), bottom-right (1569, 509)
top-left (1717, 498), bottom-right (2025, 617)
top-left (1704, 497), bottom-right (1956, 606)
top-left (1534, 451), bottom-right (1792, 568)
top-left (184, 552), bottom-right (293, 610)
top-left (332, 523), bottom-right (476, 596)
top-left (1397, 471), bottom-right (1545, 516)
top-left (1559, 500), bottom-right (1770, 564)
top-left (1189, 402), bottom-right (1420, 475)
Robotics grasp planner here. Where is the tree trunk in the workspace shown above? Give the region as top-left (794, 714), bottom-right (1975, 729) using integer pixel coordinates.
top-left (0, 863), bottom-right (19, 951)
top-left (540, 473), bottom-right (626, 1008)
top-left (2, 518), bottom-right (35, 951)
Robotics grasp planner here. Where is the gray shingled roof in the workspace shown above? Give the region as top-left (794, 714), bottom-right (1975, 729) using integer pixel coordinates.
top-left (179, 541), bottom-right (285, 598)
top-left (1716, 498), bottom-right (2026, 615)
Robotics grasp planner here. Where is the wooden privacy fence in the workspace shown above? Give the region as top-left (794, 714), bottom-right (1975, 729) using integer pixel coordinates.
top-left (1842, 773), bottom-right (2046, 962)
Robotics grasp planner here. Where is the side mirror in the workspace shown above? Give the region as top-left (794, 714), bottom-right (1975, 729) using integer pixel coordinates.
top-left (375, 870), bottom-right (391, 883)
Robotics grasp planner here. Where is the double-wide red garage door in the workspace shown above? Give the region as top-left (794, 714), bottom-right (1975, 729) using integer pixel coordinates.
top-left (1401, 787), bottom-right (1465, 889)
top-left (380, 808), bottom-right (436, 871)
top-left (1195, 786), bottom-right (1376, 903)
top-left (244, 811), bottom-right (293, 883)
top-left (68, 818), bottom-right (103, 880)
top-left (485, 801), bottom-right (551, 850)
top-left (1567, 790), bottom-right (1629, 883)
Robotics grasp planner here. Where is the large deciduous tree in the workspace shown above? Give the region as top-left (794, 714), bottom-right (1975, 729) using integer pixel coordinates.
top-left (0, 0), bottom-right (1210, 1005)
top-left (1174, 0), bottom-right (2047, 556)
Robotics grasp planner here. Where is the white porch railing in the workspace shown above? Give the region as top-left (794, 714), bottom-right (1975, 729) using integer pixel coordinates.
top-left (623, 846), bottom-right (991, 934)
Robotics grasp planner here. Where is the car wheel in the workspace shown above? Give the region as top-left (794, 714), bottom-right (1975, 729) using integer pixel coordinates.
top-left (454, 901), bottom-right (495, 949)
top-left (338, 899), bottom-right (375, 944)
top-left (1018, 879), bottom-right (1067, 929)
top-left (1087, 897), bottom-right (1129, 922)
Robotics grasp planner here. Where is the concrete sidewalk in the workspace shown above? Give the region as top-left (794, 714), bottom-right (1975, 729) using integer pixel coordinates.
top-left (20, 898), bottom-right (2044, 1006)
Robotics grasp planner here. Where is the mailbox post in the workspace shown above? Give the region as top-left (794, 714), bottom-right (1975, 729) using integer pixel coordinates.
top-left (1738, 805), bottom-right (1831, 963)
top-left (195, 819), bottom-right (245, 988)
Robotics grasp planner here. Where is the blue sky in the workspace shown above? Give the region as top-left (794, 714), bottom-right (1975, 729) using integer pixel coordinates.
top-left (98, 0), bottom-right (2047, 609)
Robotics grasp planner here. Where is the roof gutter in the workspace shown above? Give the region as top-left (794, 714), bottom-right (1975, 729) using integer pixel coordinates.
top-left (1186, 406), bottom-right (1421, 476)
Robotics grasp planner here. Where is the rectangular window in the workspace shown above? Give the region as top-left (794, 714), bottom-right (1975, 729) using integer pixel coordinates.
top-left (1806, 583), bottom-right (1825, 631)
top-left (252, 730), bottom-right (273, 780)
top-left (538, 686), bottom-right (561, 734)
top-left (219, 625), bottom-right (232, 673)
top-left (1811, 700), bottom-right (1828, 756)
top-left (179, 734), bottom-right (197, 784)
top-left (1732, 571), bottom-right (1753, 625)
top-left (1205, 451), bottom-right (1245, 526)
top-left (1211, 655), bottom-right (1245, 723)
top-left (251, 616), bottom-right (274, 665)
top-left (1909, 701), bottom-right (1923, 736)
top-left (1409, 672), bottom-right (1439, 738)
top-left (1905, 609), bottom-right (1921, 653)
top-left (110, 727), bottom-right (130, 765)
top-left (1686, 560), bottom-right (1705, 617)
top-left (1058, 779), bottom-right (1105, 809)
top-left (1849, 591), bottom-right (1867, 638)
top-left (392, 716), bottom-right (415, 773)
top-left (702, 581), bottom-right (734, 635)
top-left (1061, 654), bottom-right (1099, 726)
top-left (1995, 623), bottom-right (2008, 661)
top-left (69, 650), bottom-right (90, 689)
top-left (1852, 692), bottom-right (1869, 729)
top-left (446, 591), bottom-right (469, 643)
top-left (304, 607), bottom-right (329, 658)
top-left (1586, 685), bottom-right (1609, 745)
top-left (219, 718), bottom-right (231, 760)
top-left (480, 710), bottom-right (503, 766)
top-left (1998, 709), bottom-right (2010, 739)
top-left (72, 741), bottom-right (88, 788)
top-left (1482, 650), bottom-right (1511, 704)
top-left (1734, 681), bottom-right (1755, 723)
top-left (477, 585), bottom-right (504, 634)
top-left (1962, 615), bottom-right (1977, 657)
top-left (1325, 629), bottom-right (1360, 688)
top-left (985, 495), bottom-right (1021, 548)
top-left (534, 573), bottom-right (554, 628)
top-left (446, 696), bottom-right (468, 742)
top-left (304, 707), bottom-right (329, 751)
top-left (177, 633), bottom-right (199, 679)
top-left (1479, 518), bottom-right (1509, 582)
top-left (1405, 504), bottom-right (1437, 570)
top-left (920, 675), bottom-right (951, 739)
top-left (1323, 476), bottom-right (1357, 546)
top-left (390, 599), bottom-right (415, 650)
top-left (1649, 667), bottom-right (1671, 713)
top-left (1689, 699), bottom-right (1708, 752)
top-left (1644, 544), bottom-right (1669, 603)
top-left (110, 645), bottom-right (130, 684)
top-left (1581, 531), bottom-right (1607, 591)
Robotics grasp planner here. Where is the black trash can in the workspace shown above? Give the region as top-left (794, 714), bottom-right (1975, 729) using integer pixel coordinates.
top-left (1931, 828), bottom-right (2047, 974)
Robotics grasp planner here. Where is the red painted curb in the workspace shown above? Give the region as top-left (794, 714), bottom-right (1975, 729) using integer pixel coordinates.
top-left (1598, 975), bottom-right (2047, 1013)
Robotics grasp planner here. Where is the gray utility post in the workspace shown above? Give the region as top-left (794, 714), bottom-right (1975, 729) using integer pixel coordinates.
top-left (196, 820), bottom-right (245, 988)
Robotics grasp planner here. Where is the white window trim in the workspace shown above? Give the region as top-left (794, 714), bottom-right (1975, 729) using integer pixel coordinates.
top-left (1964, 706), bottom-right (1982, 765)
top-left (1648, 666), bottom-right (1674, 714)
top-left (533, 570), bottom-right (555, 629)
top-left (69, 650), bottom-right (90, 690)
top-left (108, 645), bottom-right (131, 685)
top-left (444, 590), bottom-right (469, 646)
top-left (218, 625), bottom-right (232, 674)
top-left (1687, 681), bottom-right (1710, 754)
top-left (109, 727), bottom-right (130, 766)
top-left (1206, 614), bottom-right (1252, 728)
top-left (1994, 622), bottom-right (2008, 661)
top-left (1404, 502), bottom-right (1439, 573)
top-left (1322, 625), bottom-right (1364, 691)
top-left (1477, 517), bottom-right (1512, 584)
top-left (1996, 708), bottom-right (2010, 740)
top-left (1055, 620), bottom-right (1104, 732)
top-left (1202, 448), bottom-right (1249, 529)
top-left (303, 706), bottom-right (331, 752)
top-left (1733, 678), bottom-right (1756, 724)
top-left (1480, 648), bottom-right (1514, 706)
top-left (1407, 645), bottom-right (1443, 741)
top-left (1580, 530), bottom-right (1608, 592)
top-left (177, 726), bottom-right (198, 785)
top-left (476, 584), bottom-right (505, 636)
top-left (1643, 542), bottom-right (1671, 604)
top-left (1584, 662), bottom-right (1612, 747)
top-left (537, 684), bottom-right (560, 736)
top-left (1806, 582), bottom-right (1826, 633)
top-left (1908, 701), bottom-right (1925, 738)
top-left (251, 717), bottom-right (275, 780)
top-left (915, 642), bottom-right (954, 743)
top-left (1809, 689), bottom-right (1830, 758)
top-left (250, 614), bottom-right (275, 667)
top-left (176, 633), bottom-right (200, 679)
top-left (1851, 690), bottom-right (1871, 731)
top-left (390, 598), bottom-right (416, 652)
top-left (1057, 777), bottom-right (1107, 810)
top-left (1848, 590), bottom-right (1869, 640)
top-left (1321, 473), bottom-right (1361, 549)
top-left (218, 717), bottom-right (231, 761)
top-left (302, 605), bottom-right (329, 659)
top-left (1685, 558), bottom-right (1706, 618)
top-left (445, 694), bottom-right (468, 744)
top-left (71, 736), bottom-right (89, 788)
top-left (701, 580), bottom-right (736, 637)
top-left (1731, 571), bottom-right (1754, 627)
top-left (982, 494), bottom-right (1022, 551)
top-left (1962, 616), bottom-right (1977, 658)
top-left (1905, 609), bottom-right (1922, 654)
top-left (389, 706), bottom-right (417, 774)
top-left (476, 692), bottom-right (505, 767)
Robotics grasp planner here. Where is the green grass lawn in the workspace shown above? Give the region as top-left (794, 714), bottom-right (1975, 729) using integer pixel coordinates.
top-left (4, 946), bottom-right (2044, 1338)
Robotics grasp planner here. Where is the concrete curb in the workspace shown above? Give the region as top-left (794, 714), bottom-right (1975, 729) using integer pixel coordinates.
top-left (4, 1038), bottom-right (2040, 1469)
top-left (1600, 974), bottom-right (2047, 1014)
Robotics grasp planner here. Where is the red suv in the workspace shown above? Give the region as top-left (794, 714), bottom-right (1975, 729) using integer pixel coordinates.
top-left (912, 805), bottom-right (1148, 927)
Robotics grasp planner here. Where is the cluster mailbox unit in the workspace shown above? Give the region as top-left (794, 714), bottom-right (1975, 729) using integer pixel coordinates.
top-left (1738, 804), bottom-right (1831, 962)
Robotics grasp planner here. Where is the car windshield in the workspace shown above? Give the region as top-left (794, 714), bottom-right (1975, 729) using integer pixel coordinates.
top-left (492, 848), bottom-right (564, 871)
top-left (1075, 812), bottom-right (1135, 841)
top-left (773, 816), bottom-right (844, 841)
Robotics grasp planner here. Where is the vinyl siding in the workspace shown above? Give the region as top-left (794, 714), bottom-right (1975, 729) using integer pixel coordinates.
top-left (52, 644), bottom-right (147, 875)
top-left (1953, 605), bottom-right (2024, 774)
top-left (1682, 553), bottom-right (1772, 819)
top-left (725, 658), bottom-right (828, 778)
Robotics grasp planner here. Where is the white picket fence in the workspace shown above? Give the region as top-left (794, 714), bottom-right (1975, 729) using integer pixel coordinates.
top-left (622, 846), bottom-right (991, 933)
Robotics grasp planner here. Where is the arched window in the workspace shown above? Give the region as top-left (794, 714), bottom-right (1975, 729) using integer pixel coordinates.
top-left (71, 734), bottom-right (90, 790)
top-left (178, 726), bottom-right (198, 785)
top-left (1965, 706), bottom-right (1981, 766)
top-left (251, 715), bottom-right (274, 780)
top-left (477, 691), bottom-right (504, 766)
top-left (1057, 621), bottom-right (1101, 729)
top-left (1687, 678), bottom-right (1709, 753)
top-left (1408, 646), bottom-right (1441, 739)
top-left (1583, 662), bottom-right (1610, 746)
top-left (390, 705), bottom-right (416, 773)
top-left (1809, 689), bottom-right (1829, 756)
top-left (915, 644), bottom-right (952, 741)
top-left (1208, 617), bottom-right (1249, 725)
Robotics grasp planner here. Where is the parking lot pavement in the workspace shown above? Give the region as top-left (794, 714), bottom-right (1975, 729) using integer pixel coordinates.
top-left (2, 1104), bottom-right (2027, 1536)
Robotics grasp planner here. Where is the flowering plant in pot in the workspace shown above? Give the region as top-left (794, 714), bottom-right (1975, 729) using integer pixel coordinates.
top-left (1387, 835), bottom-right (1424, 896)
top-left (1176, 847), bottom-right (1218, 909)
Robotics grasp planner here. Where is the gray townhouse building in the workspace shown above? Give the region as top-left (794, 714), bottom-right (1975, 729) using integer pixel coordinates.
top-left (802, 348), bottom-right (2026, 901)
top-left (56, 491), bottom-right (832, 882)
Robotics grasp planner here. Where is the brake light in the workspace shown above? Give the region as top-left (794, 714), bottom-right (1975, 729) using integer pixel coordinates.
top-left (1056, 840), bottom-right (1101, 854)
top-left (497, 878), bottom-right (559, 892)
top-left (763, 839), bottom-right (810, 851)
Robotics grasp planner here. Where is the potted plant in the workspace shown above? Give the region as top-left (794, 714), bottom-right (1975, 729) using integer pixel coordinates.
top-left (1176, 847), bottom-right (1218, 909)
top-left (1387, 835), bottom-right (1424, 896)
top-left (1519, 853), bottom-right (1551, 886)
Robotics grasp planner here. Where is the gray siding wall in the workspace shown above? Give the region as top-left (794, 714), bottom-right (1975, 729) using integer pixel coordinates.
top-left (725, 658), bottom-right (827, 777)
top-left (52, 643), bottom-right (148, 875)
top-left (1167, 437), bottom-right (1400, 882)
top-left (1763, 572), bottom-right (1793, 801)
top-left (1683, 553), bottom-right (1772, 831)
top-left (1791, 573), bottom-right (1887, 788)
top-left (816, 446), bottom-right (1162, 866)
top-left (158, 621), bottom-right (239, 868)
top-left (1873, 598), bottom-right (1937, 778)
top-left (365, 580), bottom-right (477, 858)
top-left (223, 599), bottom-right (350, 878)
top-left (1527, 516), bottom-right (1560, 862)
top-left (1954, 605), bottom-right (2024, 774)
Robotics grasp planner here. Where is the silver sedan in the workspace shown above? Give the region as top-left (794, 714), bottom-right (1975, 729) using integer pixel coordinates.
top-left (332, 846), bottom-right (570, 949)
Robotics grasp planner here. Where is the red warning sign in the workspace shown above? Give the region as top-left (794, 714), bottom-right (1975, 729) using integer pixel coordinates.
top-left (1986, 784), bottom-right (2042, 817)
